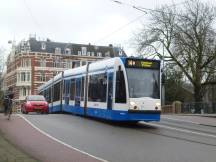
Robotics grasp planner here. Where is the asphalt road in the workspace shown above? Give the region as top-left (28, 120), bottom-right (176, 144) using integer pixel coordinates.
top-left (23, 114), bottom-right (216, 162)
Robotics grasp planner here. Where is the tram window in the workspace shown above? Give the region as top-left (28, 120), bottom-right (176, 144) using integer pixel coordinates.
top-left (81, 77), bottom-right (85, 101)
top-left (53, 82), bottom-right (60, 101)
top-left (48, 87), bottom-right (51, 102)
top-left (70, 79), bottom-right (75, 100)
top-left (65, 81), bottom-right (70, 95)
top-left (88, 73), bottom-right (107, 102)
top-left (115, 70), bottom-right (126, 103)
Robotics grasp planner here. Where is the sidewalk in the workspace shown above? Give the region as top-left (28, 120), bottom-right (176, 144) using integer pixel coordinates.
top-left (0, 114), bottom-right (103, 162)
top-left (0, 130), bottom-right (39, 162)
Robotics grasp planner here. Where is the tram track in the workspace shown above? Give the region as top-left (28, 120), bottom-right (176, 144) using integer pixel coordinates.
top-left (154, 120), bottom-right (216, 135)
top-left (136, 121), bottom-right (216, 147)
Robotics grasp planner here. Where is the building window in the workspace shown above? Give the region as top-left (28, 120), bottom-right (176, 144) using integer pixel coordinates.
top-left (55, 47), bottom-right (61, 54)
top-left (18, 72), bottom-right (31, 82)
top-left (21, 59), bottom-right (31, 67)
top-left (53, 71), bottom-right (59, 77)
top-left (119, 49), bottom-right (123, 56)
top-left (81, 47), bottom-right (87, 55)
top-left (81, 61), bottom-right (86, 66)
top-left (66, 60), bottom-right (72, 69)
top-left (23, 87), bottom-right (26, 96)
top-left (78, 51), bottom-right (81, 56)
top-left (20, 87), bottom-right (30, 97)
top-left (27, 72), bottom-right (30, 81)
top-left (53, 57), bottom-right (61, 68)
top-left (91, 52), bottom-right (95, 56)
top-left (72, 60), bottom-right (80, 68)
top-left (53, 61), bottom-right (61, 68)
top-left (40, 71), bottom-right (46, 82)
top-left (87, 52), bottom-right (91, 56)
top-left (39, 58), bottom-right (46, 67)
top-left (105, 51), bottom-right (110, 57)
top-left (21, 72), bottom-right (26, 81)
top-left (41, 42), bottom-right (46, 50)
top-left (97, 52), bottom-right (102, 57)
top-left (65, 48), bottom-right (71, 55)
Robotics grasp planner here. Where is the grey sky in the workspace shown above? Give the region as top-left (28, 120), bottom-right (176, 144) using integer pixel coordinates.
top-left (0, 0), bottom-right (215, 56)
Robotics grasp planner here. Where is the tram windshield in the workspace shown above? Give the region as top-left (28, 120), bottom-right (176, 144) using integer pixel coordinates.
top-left (126, 68), bottom-right (160, 99)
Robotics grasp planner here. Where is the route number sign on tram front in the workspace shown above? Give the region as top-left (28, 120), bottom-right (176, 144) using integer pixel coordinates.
top-left (126, 59), bottom-right (160, 69)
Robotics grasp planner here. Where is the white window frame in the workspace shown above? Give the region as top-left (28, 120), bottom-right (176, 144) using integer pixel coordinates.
top-left (41, 42), bottom-right (46, 50)
top-left (55, 47), bottom-right (61, 54)
top-left (39, 71), bottom-right (46, 82)
top-left (78, 51), bottom-right (81, 56)
top-left (65, 48), bottom-right (71, 55)
top-left (81, 47), bottom-right (87, 56)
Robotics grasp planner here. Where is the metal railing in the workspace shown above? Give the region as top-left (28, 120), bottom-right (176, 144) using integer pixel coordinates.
top-left (182, 102), bottom-right (216, 114)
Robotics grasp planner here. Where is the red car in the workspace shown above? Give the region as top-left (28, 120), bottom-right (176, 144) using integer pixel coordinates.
top-left (21, 95), bottom-right (49, 114)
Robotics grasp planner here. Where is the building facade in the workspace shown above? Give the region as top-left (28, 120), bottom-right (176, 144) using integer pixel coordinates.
top-left (4, 36), bottom-right (126, 101)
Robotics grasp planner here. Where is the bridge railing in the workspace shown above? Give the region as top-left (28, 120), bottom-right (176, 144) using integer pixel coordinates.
top-left (182, 102), bottom-right (216, 114)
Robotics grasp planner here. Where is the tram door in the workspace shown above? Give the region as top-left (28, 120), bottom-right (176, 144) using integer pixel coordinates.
top-left (75, 78), bottom-right (81, 107)
top-left (64, 80), bottom-right (70, 106)
top-left (107, 73), bottom-right (113, 110)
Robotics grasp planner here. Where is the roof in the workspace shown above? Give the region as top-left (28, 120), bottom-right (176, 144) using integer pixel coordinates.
top-left (16, 37), bottom-right (127, 57)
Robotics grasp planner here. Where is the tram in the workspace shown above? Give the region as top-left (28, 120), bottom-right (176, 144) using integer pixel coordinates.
top-left (38, 57), bottom-right (161, 122)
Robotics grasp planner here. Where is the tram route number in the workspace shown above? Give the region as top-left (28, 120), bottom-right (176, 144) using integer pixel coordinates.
top-left (126, 59), bottom-right (160, 69)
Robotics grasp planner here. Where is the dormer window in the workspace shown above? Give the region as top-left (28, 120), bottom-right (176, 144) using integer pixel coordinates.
top-left (119, 50), bottom-right (123, 56)
top-left (97, 52), bottom-right (102, 57)
top-left (105, 51), bottom-right (110, 57)
top-left (55, 47), bottom-right (61, 54)
top-left (65, 48), bottom-right (71, 55)
top-left (81, 47), bottom-right (87, 55)
top-left (41, 42), bottom-right (46, 50)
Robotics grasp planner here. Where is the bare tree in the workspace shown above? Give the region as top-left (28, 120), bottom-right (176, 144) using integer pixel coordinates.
top-left (134, 0), bottom-right (216, 105)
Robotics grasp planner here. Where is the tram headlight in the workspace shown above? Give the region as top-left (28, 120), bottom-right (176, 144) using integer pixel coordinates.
top-left (156, 103), bottom-right (161, 107)
top-left (130, 101), bottom-right (136, 106)
top-left (155, 102), bottom-right (161, 110)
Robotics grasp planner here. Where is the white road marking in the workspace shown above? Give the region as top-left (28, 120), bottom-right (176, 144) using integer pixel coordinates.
top-left (161, 116), bottom-right (200, 125)
top-left (18, 114), bottom-right (109, 162)
top-left (141, 121), bottom-right (216, 139)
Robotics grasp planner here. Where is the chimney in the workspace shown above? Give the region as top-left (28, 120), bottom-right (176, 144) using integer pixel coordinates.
top-left (109, 44), bottom-right (113, 48)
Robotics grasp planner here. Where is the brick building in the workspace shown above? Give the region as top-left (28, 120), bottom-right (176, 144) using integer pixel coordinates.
top-left (4, 36), bottom-right (126, 102)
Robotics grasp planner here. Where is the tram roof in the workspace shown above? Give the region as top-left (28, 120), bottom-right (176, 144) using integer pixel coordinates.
top-left (88, 57), bottom-right (117, 73)
top-left (64, 65), bottom-right (87, 78)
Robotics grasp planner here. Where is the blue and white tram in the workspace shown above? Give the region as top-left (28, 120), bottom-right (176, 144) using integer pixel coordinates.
top-left (38, 57), bottom-right (161, 122)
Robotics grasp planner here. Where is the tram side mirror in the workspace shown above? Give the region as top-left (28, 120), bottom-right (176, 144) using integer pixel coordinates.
top-left (162, 73), bottom-right (166, 84)
top-left (118, 65), bottom-right (121, 71)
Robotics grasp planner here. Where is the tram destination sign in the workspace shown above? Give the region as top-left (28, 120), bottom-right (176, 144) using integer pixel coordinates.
top-left (126, 59), bottom-right (160, 69)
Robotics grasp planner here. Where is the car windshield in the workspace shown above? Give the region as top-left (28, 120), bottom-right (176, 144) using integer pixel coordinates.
top-left (27, 95), bottom-right (45, 101)
top-left (126, 68), bottom-right (160, 99)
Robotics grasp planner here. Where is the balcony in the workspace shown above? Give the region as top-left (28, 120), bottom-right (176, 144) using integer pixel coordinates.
top-left (16, 81), bottom-right (31, 87)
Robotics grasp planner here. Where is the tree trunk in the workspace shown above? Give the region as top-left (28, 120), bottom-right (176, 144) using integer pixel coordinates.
top-left (194, 85), bottom-right (203, 113)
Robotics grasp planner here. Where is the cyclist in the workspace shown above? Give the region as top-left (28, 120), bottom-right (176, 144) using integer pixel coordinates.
top-left (3, 92), bottom-right (14, 119)
top-left (3, 95), bottom-right (10, 115)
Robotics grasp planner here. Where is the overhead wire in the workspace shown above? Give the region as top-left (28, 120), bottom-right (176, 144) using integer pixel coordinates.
top-left (22, 0), bottom-right (44, 37)
top-left (94, 13), bottom-right (146, 44)
top-left (95, 0), bottom-right (187, 44)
